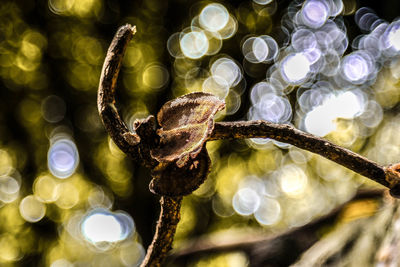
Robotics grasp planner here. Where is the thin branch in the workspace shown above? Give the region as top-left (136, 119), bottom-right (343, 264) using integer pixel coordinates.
top-left (141, 196), bottom-right (182, 267)
top-left (211, 121), bottom-right (400, 190)
top-left (97, 24), bottom-right (141, 158)
top-left (98, 25), bottom-right (181, 267)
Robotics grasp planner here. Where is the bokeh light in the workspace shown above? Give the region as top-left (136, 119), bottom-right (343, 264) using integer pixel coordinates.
top-left (254, 197), bottom-right (281, 225)
top-left (50, 259), bottom-right (74, 267)
top-left (180, 29), bottom-right (209, 59)
top-left (119, 241), bottom-right (146, 266)
top-left (242, 35), bottom-right (279, 63)
top-left (278, 164), bottom-right (308, 197)
top-left (48, 138), bottom-right (79, 179)
top-left (304, 90), bottom-right (366, 136)
top-left (202, 76), bottom-right (230, 100)
top-left (301, 0), bottom-right (330, 29)
top-left (249, 93), bottom-right (292, 123)
top-left (81, 208), bottom-right (135, 248)
top-left (142, 63), bottom-right (169, 90)
top-left (87, 186), bottom-right (114, 209)
top-left (248, 81), bottom-right (293, 128)
top-left (210, 57), bottom-right (242, 87)
top-left (280, 53), bottom-right (311, 84)
top-left (341, 51), bottom-right (375, 84)
top-left (33, 174), bottom-right (59, 203)
top-left (387, 23), bottom-right (400, 51)
top-left (19, 195), bottom-right (46, 223)
top-left (54, 181), bottom-right (80, 209)
top-left (252, 0), bottom-right (273, 5)
top-left (232, 188), bottom-right (260, 216)
top-left (0, 234), bottom-right (23, 262)
top-left (0, 174), bottom-right (21, 204)
top-left (381, 20), bottom-right (400, 56)
top-left (48, 0), bottom-right (102, 18)
top-left (199, 3), bottom-right (229, 32)
top-left (355, 7), bottom-right (380, 32)
top-left (217, 15), bottom-right (238, 40)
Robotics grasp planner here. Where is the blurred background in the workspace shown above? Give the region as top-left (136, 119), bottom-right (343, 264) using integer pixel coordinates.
top-left (1, 0), bottom-right (400, 266)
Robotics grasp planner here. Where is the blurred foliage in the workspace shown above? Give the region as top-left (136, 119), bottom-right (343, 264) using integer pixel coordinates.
top-left (0, 0), bottom-right (400, 266)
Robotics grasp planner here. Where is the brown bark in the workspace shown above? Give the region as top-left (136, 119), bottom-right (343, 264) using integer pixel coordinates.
top-left (211, 121), bottom-right (400, 190)
top-left (141, 196), bottom-right (182, 267)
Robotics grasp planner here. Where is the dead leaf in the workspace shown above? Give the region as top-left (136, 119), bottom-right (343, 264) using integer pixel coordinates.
top-left (151, 92), bottom-right (224, 167)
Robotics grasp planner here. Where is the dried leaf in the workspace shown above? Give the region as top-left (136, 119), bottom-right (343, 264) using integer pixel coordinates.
top-left (150, 147), bottom-right (211, 196)
top-left (151, 92), bottom-right (225, 166)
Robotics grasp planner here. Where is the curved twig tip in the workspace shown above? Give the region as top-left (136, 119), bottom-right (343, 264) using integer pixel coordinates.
top-left (121, 24), bottom-right (137, 35)
top-left (98, 24), bottom-right (140, 155)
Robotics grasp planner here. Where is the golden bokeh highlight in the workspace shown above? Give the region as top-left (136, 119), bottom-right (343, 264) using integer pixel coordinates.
top-left (34, 174), bottom-right (60, 203)
top-left (19, 195), bottom-right (46, 223)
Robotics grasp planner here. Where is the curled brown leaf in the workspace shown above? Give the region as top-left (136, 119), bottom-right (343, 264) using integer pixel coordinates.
top-left (151, 92), bottom-right (225, 167)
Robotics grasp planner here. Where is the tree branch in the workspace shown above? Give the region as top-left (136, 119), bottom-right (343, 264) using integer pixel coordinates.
top-left (211, 121), bottom-right (400, 192)
top-left (98, 24), bottom-right (400, 267)
top-left (98, 25), bottom-right (400, 195)
top-left (97, 24), bottom-right (141, 158)
top-left (98, 25), bottom-right (180, 267)
top-left (141, 196), bottom-right (182, 267)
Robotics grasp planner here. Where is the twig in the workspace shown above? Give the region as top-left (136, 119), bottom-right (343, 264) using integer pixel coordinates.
top-left (97, 24), bottom-right (141, 158)
top-left (141, 196), bottom-right (182, 267)
top-left (211, 121), bottom-right (400, 190)
top-left (98, 25), bottom-right (181, 267)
